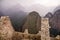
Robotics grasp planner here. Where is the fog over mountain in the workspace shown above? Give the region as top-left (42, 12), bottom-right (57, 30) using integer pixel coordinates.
top-left (53, 5), bottom-right (60, 13)
top-left (0, 0), bottom-right (60, 36)
top-left (25, 4), bottom-right (56, 16)
top-left (0, 0), bottom-right (57, 16)
top-left (1, 2), bottom-right (27, 31)
top-left (1, 4), bottom-right (25, 15)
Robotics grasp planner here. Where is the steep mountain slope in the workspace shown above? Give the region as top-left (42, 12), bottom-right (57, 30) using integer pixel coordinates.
top-left (1, 4), bottom-right (27, 32)
top-left (44, 12), bottom-right (53, 26)
top-left (45, 6), bottom-right (60, 32)
top-left (0, 12), bottom-right (4, 16)
top-left (44, 12), bottom-right (53, 18)
top-left (45, 9), bottom-right (60, 36)
top-left (44, 12), bottom-right (59, 36)
top-left (53, 5), bottom-right (60, 13)
top-left (22, 11), bottom-right (41, 34)
top-left (51, 9), bottom-right (60, 32)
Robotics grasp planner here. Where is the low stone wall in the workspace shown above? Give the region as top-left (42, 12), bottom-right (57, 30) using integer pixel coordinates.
top-left (12, 32), bottom-right (41, 40)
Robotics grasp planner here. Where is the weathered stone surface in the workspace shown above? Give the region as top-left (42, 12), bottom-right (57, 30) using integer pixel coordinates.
top-left (56, 35), bottom-right (60, 40)
top-left (41, 18), bottom-right (50, 40)
top-left (0, 16), bottom-right (14, 40)
top-left (12, 31), bottom-right (41, 40)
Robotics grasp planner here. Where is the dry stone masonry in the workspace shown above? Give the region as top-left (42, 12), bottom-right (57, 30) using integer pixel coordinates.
top-left (0, 16), bottom-right (14, 40)
top-left (41, 18), bottom-right (50, 40)
top-left (0, 16), bottom-right (59, 40)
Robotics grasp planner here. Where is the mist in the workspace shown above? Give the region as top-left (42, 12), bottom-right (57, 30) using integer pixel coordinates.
top-left (1, 0), bottom-right (60, 16)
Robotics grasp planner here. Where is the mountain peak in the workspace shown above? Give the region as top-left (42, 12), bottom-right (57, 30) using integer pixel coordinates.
top-left (53, 5), bottom-right (60, 13)
top-left (29, 11), bottom-right (39, 16)
top-left (44, 12), bottom-right (53, 18)
top-left (22, 11), bottom-right (41, 34)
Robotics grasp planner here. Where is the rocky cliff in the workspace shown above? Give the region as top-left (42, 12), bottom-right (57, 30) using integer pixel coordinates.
top-left (51, 9), bottom-right (60, 32)
top-left (22, 11), bottom-right (41, 34)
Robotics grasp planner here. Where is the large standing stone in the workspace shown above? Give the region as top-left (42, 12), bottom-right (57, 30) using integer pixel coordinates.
top-left (0, 16), bottom-right (14, 40)
top-left (41, 18), bottom-right (50, 40)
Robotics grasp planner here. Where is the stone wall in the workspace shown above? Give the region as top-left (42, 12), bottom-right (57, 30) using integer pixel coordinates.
top-left (41, 18), bottom-right (50, 40)
top-left (0, 16), bottom-right (14, 40)
top-left (0, 16), bottom-right (60, 40)
top-left (12, 30), bottom-right (41, 40)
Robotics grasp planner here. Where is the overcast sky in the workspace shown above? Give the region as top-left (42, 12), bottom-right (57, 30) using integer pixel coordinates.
top-left (0, 0), bottom-right (60, 16)
top-left (18, 0), bottom-right (60, 7)
top-left (1, 0), bottom-right (60, 7)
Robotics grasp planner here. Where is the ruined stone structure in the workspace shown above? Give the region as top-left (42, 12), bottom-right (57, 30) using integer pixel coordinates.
top-left (0, 16), bottom-right (14, 40)
top-left (12, 30), bottom-right (41, 40)
top-left (56, 35), bottom-right (60, 40)
top-left (0, 16), bottom-right (51, 40)
top-left (41, 18), bottom-right (50, 40)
